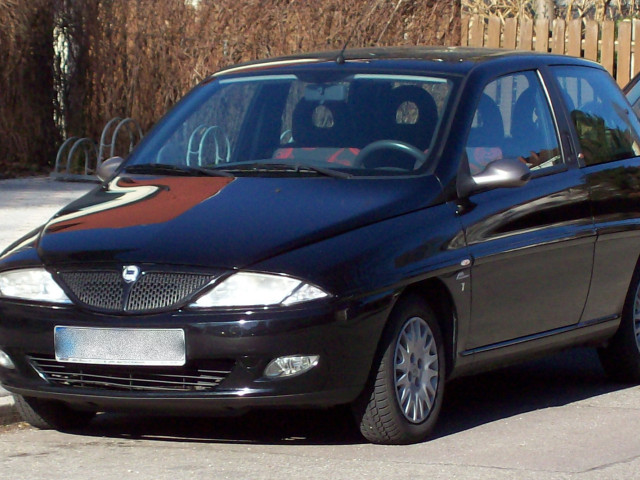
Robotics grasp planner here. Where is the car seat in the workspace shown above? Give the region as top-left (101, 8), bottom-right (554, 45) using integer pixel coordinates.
top-left (384, 85), bottom-right (439, 151)
top-left (466, 94), bottom-right (505, 174)
top-left (291, 99), bottom-right (352, 148)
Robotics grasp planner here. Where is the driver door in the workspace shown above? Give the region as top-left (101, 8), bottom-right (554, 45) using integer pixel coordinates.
top-left (459, 70), bottom-right (595, 351)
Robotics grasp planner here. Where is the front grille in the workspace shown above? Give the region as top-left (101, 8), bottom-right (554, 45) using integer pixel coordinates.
top-left (59, 271), bottom-right (124, 311)
top-left (29, 355), bottom-right (234, 392)
top-left (57, 270), bottom-right (215, 313)
top-left (126, 273), bottom-right (213, 312)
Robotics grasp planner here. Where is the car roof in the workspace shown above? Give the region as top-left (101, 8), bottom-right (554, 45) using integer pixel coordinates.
top-left (213, 46), bottom-right (602, 78)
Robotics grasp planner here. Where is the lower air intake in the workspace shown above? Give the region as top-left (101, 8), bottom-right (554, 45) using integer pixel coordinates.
top-left (29, 355), bottom-right (234, 392)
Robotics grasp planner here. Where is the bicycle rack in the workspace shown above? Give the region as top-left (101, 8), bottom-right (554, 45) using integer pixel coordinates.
top-left (51, 137), bottom-right (98, 182)
top-left (185, 124), bottom-right (230, 166)
top-left (97, 117), bottom-right (143, 165)
top-left (52, 117), bottom-right (143, 182)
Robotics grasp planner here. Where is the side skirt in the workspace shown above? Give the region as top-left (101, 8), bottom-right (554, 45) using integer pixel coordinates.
top-left (451, 315), bottom-right (620, 379)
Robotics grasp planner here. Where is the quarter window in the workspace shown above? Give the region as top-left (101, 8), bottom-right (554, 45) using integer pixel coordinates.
top-left (466, 71), bottom-right (562, 175)
top-left (552, 66), bottom-right (640, 166)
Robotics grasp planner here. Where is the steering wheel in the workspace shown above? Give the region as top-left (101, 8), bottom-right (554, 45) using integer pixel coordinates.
top-left (352, 140), bottom-right (426, 168)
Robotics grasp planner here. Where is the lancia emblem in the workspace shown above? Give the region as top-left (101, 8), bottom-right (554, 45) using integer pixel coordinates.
top-left (122, 265), bottom-right (141, 283)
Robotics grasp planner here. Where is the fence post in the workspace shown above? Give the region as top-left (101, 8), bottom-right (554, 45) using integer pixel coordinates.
top-left (618, 21), bottom-right (632, 87)
top-left (487, 16), bottom-right (501, 48)
top-left (584, 20), bottom-right (599, 61)
top-left (601, 20), bottom-right (615, 76)
top-left (535, 19), bottom-right (549, 52)
top-left (634, 19), bottom-right (640, 76)
top-left (469, 14), bottom-right (484, 47)
top-left (461, 15), bottom-right (469, 46)
top-left (504, 18), bottom-right (517, 49)
top-left (519, 18), bottom-right (533, 50)
top-left (567, 19), bottom-right (581, 57)
top-left (552, 18), bottom-right (566, 54)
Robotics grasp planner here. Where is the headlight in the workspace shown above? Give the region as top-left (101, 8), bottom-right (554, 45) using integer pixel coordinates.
top-left (190, 272), bottom-right (329, 308)
top-left (0, 268), bottom-right (72, 304)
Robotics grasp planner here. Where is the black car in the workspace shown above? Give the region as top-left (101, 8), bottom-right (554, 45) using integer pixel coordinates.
top-left (2, 47), bottom-right (640, 445)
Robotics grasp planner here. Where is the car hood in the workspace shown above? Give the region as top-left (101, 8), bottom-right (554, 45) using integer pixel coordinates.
top-left (35, 174), bottom-right (443, 269)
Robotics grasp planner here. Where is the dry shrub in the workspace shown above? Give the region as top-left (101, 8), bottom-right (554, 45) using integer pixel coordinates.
top-left (0, 0), bottom-right (59, 178)
top-left (65, 0), bottom-right (460, 148)
top-left (462, 0), bottom-right (640, 21)
top-left (1, 0), bottom-right (460, 176)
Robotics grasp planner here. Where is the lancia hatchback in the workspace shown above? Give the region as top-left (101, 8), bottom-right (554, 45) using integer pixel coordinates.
top-left (2, 47), bottom-right (640, 444)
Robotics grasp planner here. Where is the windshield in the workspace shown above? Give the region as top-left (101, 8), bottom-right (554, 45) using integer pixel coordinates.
top-left (126, 70), bottom-right (455, 176)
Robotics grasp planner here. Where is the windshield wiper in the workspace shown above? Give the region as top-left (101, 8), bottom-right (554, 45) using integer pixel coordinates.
top-left (220, 162), bottom-right (352, 179)
top-left (123, 163), bottom-right (234, 177)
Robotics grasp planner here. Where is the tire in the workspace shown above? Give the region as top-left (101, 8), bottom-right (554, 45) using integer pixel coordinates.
top-left (14, 395), bottom-right (95, 430)
top-left (352, 294), bottom-right (446, 445)
top-left (598, 268), bottom-right (640, 383)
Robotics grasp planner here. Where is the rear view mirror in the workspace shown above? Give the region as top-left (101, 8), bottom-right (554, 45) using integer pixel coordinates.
top-left (96, 156), bottom-right (124, 182)
top-left (458, 157), bottom-right (531, 198)
top-left (304, 84), bottom-right (348, 102)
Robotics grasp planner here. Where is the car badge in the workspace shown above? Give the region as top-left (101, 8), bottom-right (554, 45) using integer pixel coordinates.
top-left (122, 265), bottom-right (141, 283)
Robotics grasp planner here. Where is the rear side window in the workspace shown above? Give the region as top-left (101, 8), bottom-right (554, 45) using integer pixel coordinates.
top-left (625, 77), bottom-right (640, 119)
top-left (465, 71), bottom-right (562, 175)
top-left (552, 66), bottom-right (640, 166)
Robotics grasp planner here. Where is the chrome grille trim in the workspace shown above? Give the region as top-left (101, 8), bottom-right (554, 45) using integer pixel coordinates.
top-left (29, 355), bottom-right (234, 392)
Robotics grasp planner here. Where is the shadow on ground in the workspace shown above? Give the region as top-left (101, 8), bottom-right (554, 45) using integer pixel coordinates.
top-left (433, 347), bottom-right (619, 439)
top-left (69, 347), bottom-right (630, 446)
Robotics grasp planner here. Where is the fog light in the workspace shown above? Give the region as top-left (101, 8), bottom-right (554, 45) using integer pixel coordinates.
top-left (0, 350), bottom-right (15, 369)
top-left (264, 355), bottom-right (319, 378)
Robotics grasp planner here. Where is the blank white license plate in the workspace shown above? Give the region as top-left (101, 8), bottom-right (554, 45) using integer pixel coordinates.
top-left (54, 326), bottom-right (186, 366)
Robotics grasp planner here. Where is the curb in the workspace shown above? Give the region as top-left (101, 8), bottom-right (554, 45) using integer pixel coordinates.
top-left (0, 395), bottom-right (19, 426)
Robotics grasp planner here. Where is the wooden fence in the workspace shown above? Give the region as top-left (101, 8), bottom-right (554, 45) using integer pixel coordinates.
top-left (462, 15), bottom-right (640, 87)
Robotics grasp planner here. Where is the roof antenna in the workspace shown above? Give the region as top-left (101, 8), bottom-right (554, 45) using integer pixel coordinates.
top-left (336, 0), bottom-right (381, 65)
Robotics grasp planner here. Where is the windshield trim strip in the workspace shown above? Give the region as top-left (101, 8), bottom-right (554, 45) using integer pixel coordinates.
top-left (353, 74), bottom-right (449, 83)
top-left (219, 74), bottom-right (297, 84)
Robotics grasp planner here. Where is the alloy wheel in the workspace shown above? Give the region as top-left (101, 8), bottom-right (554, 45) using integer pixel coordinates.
top-left (394, 316), bottom-right (439, 423)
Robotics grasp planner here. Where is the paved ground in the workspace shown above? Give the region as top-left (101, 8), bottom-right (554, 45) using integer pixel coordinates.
top-left (0, 177), bottom-right (95, 253)
top-left (2, 350), bottom-right (640, 479)
top-left (2, 177), bottom-right (640, 479)
top-left (0, 177), bottom-right (95, 404)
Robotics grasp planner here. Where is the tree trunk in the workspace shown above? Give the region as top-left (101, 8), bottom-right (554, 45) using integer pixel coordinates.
top-left (535, 0), bottom-right (555, 19)
top-left (0, 0), bottom-right (60, 176)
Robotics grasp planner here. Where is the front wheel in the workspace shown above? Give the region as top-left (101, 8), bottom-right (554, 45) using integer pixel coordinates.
top-left (14, 395), bottom-right (95, 430)
top-left (598, 268), bottom-right (640, 383)
top-left (352, 295), bottom-right (445, 444)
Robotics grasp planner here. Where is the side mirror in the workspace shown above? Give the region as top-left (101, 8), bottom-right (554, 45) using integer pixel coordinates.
top-left (96, 156), bottom-right (124, 182)
top-left (458, 157), bottom-right (531, 198)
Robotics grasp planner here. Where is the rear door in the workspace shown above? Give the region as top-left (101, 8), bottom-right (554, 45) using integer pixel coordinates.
top-left (552, 65), bottom-right (640, 323)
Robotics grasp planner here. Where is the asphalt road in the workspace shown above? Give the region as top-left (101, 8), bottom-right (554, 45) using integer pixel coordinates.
top-left (2, 349), bottom-right (640, 479)
top-left (1, 177), bottom-right (640, 479)
top-left (0, 177), bottom-right (94, 399)
top-left (0, 177), bottom-right (95, 252)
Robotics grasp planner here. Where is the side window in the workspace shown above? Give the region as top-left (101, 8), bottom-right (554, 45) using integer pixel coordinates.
top-left (466, 71), bottom-right (562, 175)
top-left (631, 95), bottom-right (640, 120)
top-left (625, 78), bottom-right (640, 119)
top-left (552, 66), bottom-right (640, 166)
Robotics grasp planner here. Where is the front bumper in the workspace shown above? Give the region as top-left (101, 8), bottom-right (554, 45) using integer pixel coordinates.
top-left (0, 295), bottom-right (392, 414)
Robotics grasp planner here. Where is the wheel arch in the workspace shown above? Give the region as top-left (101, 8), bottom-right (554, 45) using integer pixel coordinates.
top-left (626, 253), bottom-right (640, 301)
top-left (399, 278), bottom-right (457, 378)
